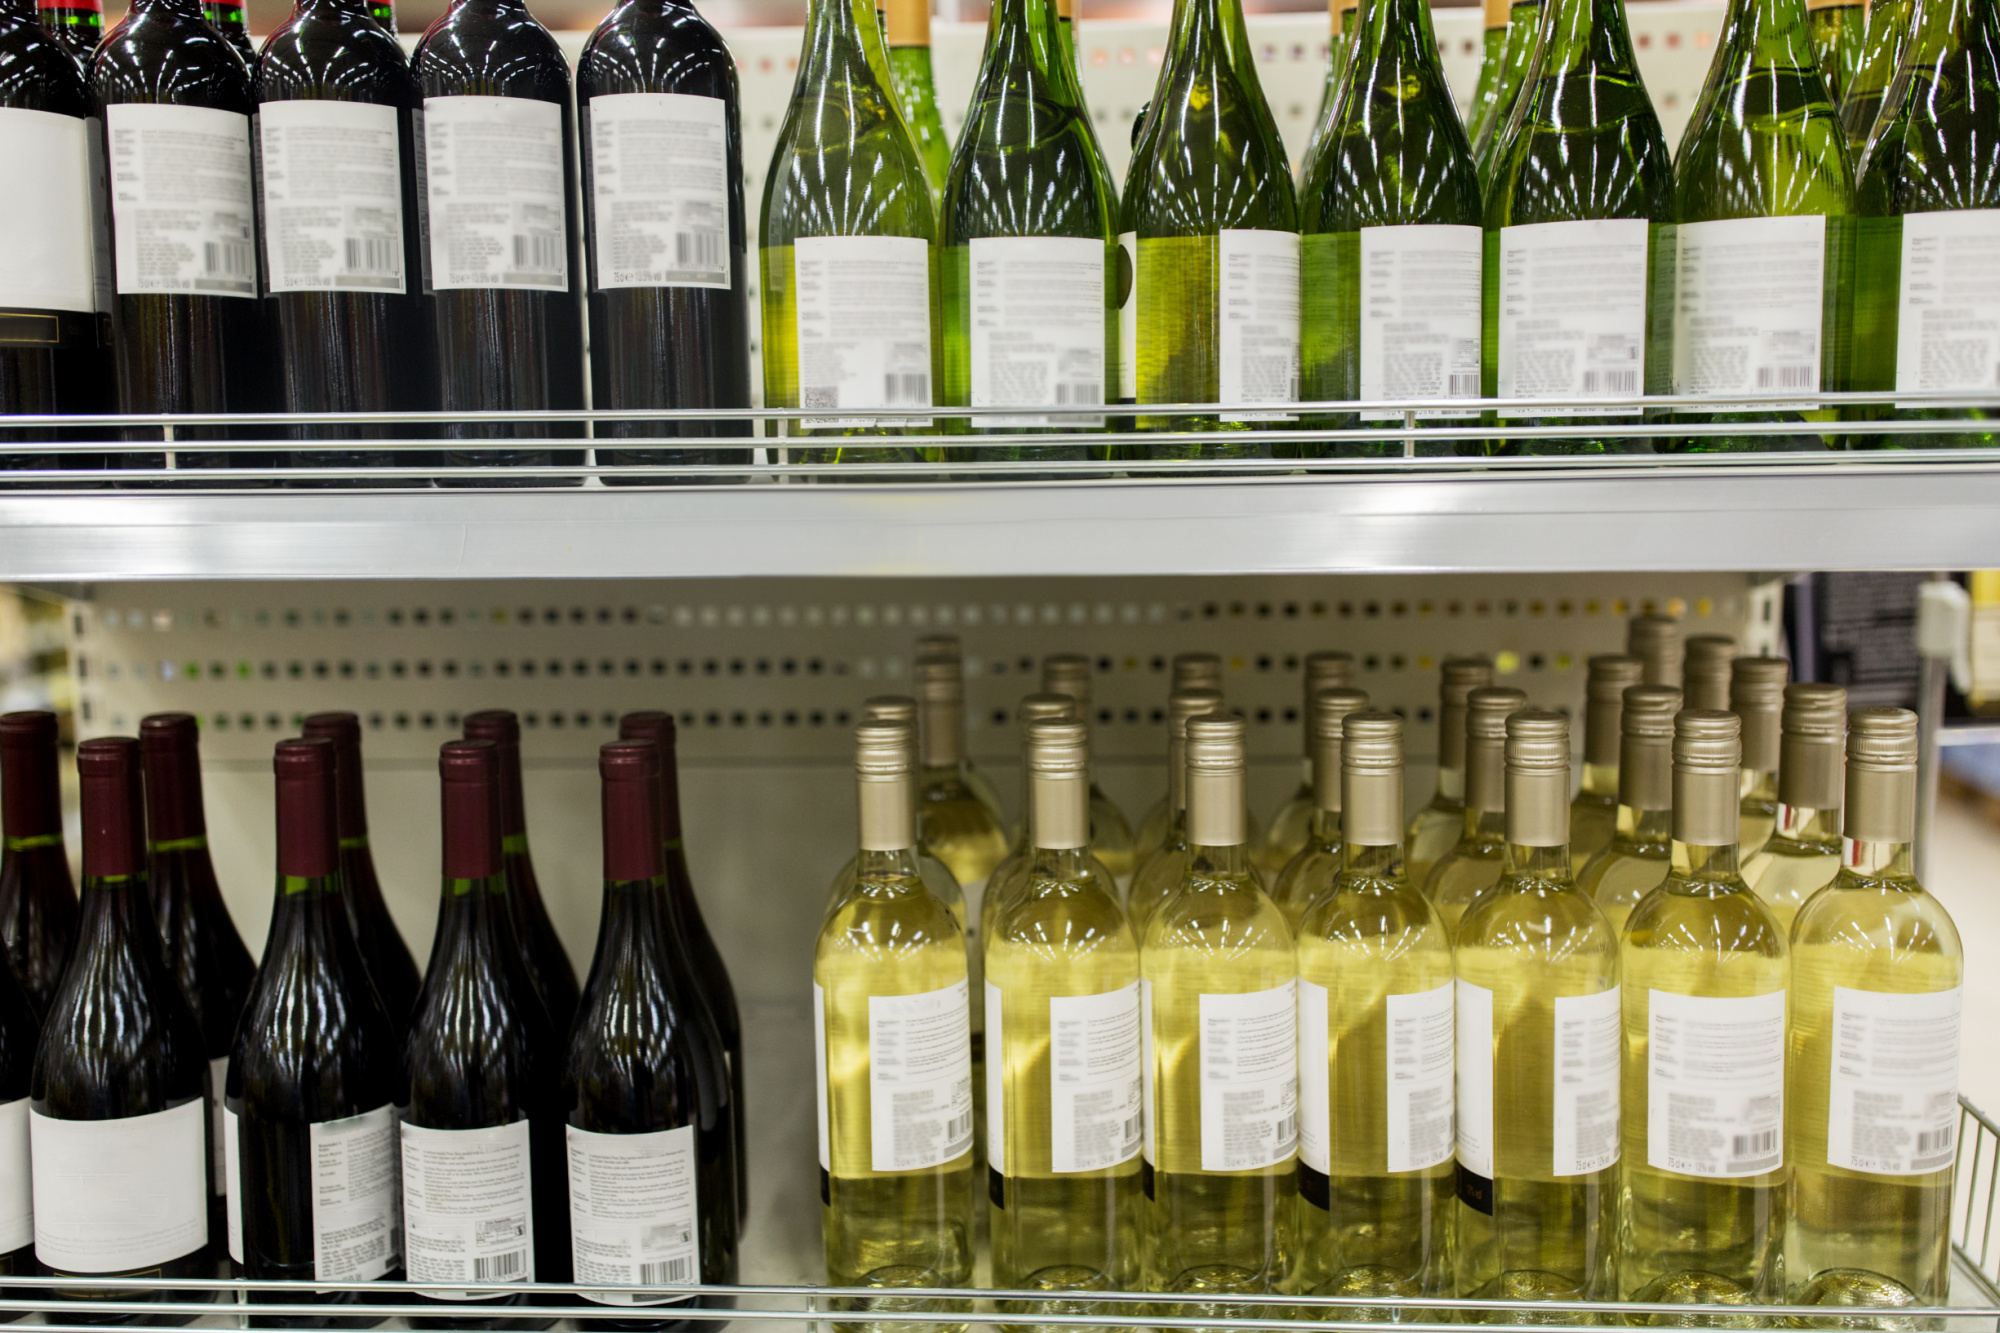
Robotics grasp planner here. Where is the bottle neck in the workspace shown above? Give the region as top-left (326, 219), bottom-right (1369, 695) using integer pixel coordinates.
top-left (1462, 805), bottom-right (1507, 843)
top-left (808, 0), bottom-right (896, 92)
top-left (1310, 806), bottom-right (1342, 848)
top-left (1465, 740), bottom-right (1504, 816)
top-left (854, 845), bottom-right (925, 885)
top-left (1187, 839), bottom-right (1251, 878)
top-left (1842, 837), bottom-right (1916, 880)
top-left (1340, 839), bottom-right (1399, 880)
top-left (1163, 0), bottom-right (1255, 82)
top-left (1580, 761), bottom-right (1618, 799)
top-left (1348, 0), bottom-right (1439, 84)
top-left (1029, 770), bottom-right (1090, 853)
top-left (1432, 765), bottom-right (1464, 804)
top-left (919, 690), bottom-right (964, 771)
top-left (1502, 840), bottom-right (1572, 880)
top-left (4, 832), bottom-right (63, 856)
top-left (1773, 802), bottom-right (1842, 845)
top-left (1670, 839), bottom-right (1744, 881)
top-left (1741, 768), bottom-right (1779, 804)
top-left (1897, 0), bottom-right (1978, 77)
top-left (1026, 845), bottom-right (1094, 882)
top-left (1616, 804), bottom-right (1674, 843)
top-left (1713, 0), bottom-right (1817, 67)
top-left (1527, 0), bottom-right (1641, 86)
top-left (1186, 766), bottom-right (1246, 848)
top-left (858, 773), bottom-right (917, 855)
top-left (270, 869), bottom-right (348, 929)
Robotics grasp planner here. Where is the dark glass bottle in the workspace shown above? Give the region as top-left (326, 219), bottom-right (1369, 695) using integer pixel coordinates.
top-left (460, 711), bottom-right (578, 1034)
top-left (561, 741), bottom-right (737, 1328)
top-left (616, 711), bottom-right (743, 1223)
top-left (36, 0), bottom-right (101, 63)
top-left (301, 713), bottom-right (421, 1034)
top-left (253, 0), bottom-right (435, 478)
top-left (402, 739), bottom-right (567, 1323)
top-left (31, 737), bottom-right (211, 1319)
top-left (139, 711), bottom-right (254, 1250)
top-left (229, 738), bottom-right (403, 1325)
top-left (411, 0), bottom-right (585, 483)
top-left (0, 923), bottom-right (37, 1292)
top-left (0, 712), bottom-right (77, 1019)
top-left (203, 0), bottom-right (252, 57)
top-left (578, 0), bottom-right (753, 476)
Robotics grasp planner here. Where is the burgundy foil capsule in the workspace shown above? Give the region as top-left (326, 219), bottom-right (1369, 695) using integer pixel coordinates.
top-left (0, 711), bottom-right (62, 839)
top-left (617, 711), bottom-right (683, 842)
top-left (600, 741), bottom-right (662, 883)
top-left (462, 711), bottom-right (526, 837)
top-left (439, 739), bottom-right (502, 881)
top-left (274, 738), bottom-right (339, 880)
top-left (302, 712), bottom-right (368, 841)
top-left (78, 737), bottom-right (146, 880)
top-left (139, 712), bottom-right (208, 844)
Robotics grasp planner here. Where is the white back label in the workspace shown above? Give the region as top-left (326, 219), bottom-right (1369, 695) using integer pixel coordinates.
top-left (1454, 978), bottom-right (1494, 1179)
top-left (30, 1099), bottom-right (208, 1271)
top-left (1896, 209), bottom-right (2000, 394)
top-left (223, 1105), bottom-right (243, 1263)
top-left (1646, 988), bottom-right (1784, 1178)
top-left (0, 108), bottom-right (96, 313)
top-left (1496, 217), bottom-right (1649, 410)
top-left (1386, 981), bottom-right (1456, 1173)
top-left (310, 1103), bottom-right (400, 1282)
top-left (868, 979), bottom-right (973, 1173)
top-left (795, 233), bottom-right (932, 429)
top-left (0, 1099), bottom-right (31, 1254)
top-left (813, 980), bottom-right (830, 1172)
top-left (421, 95), bottom-right (568, 293)
top-left (1827, 984), bottom-right (1961, 1176)
top-left (566, 1123), bottom-right (701, 1301)
top-left (1296, 976), bottom-right (1330, 1174)
top-left (1048, 981), bottom-right (1142, 1174)
top-left (1139, 976), bottom-right (1155, 1165)
top-left (1673, 213), bottom-right (1826, 401)
top-left (1358, 224), bottom-right (1482, 420)
top-left (258, 100), bottom-right (405, 296)
top-left (587, 92), bottom-right (729, 291)
top-left (984, 980), bottom-right (1005, 1175)
top-left (1553, 986), bottom-right (1622, 1177)
top-left (1217, 228), bottom-right (1300, 420)
top-left (968, 235), bottom-right (1105, 427)
top-left (400, 1118), bottom-right (535, 1292)
top-left (106, 103), bottom-right (256, 298)
top-left (1197, 980), bottom-right (1299, 1172)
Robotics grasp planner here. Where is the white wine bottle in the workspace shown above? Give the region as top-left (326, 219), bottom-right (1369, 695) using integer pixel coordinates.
top-left (983, 693), bottom-right (1085, 948)
top-left (884, 0), bottom-right (952, 198)
top-left (1731, 656), bottom-right (1789, 856)
top-left (1404, 657), bottom-right (1492, 892)
top-left (1259, 652), bottom-right (1356, 877)
top-left (1628, 613), bottom-right (1683, 688)
top-left (1617, 709), bottom-right (1788, 1305)
top-left (1683, 634), bottom-right (1738, 711)
top-left (1136, 654), bottom-right (1227, 856)
top-left (986, 719), bottom-right (1142, 1309)
top-left (1141, 713), bottom-right (1297, 1303)
top-left (1571, 654), bottom-right (1644, 863)
top-left (1469, 0), bottom-right (1541, 184)
top-left (1296, 0), bottom-right (1360, 195)
top-left (1576, 684), bottom-right (1680, 934)
top-left (1295, 711), bottom-right (1454, 1303)
top-left (915, 651), bottom-right (1009, 933)
top-left (1743, 683), bottom-right (1846, 934)
top-left (1787, 707), bottom-right (1961, 1307)
top-left (1127, 688), bottom-right (1225, 937)
top-left (827, 699), bottom-right (966, 924)
top-left (1270, 686), bottom-right (1370, 931)
top-left (816, 722), bottom-right (975, 1325)
top-left (1041, 656), bottom-right (1138, 889)
top-left (1424, 685), bottom-right (1525, 936)
top-left (1454, 710), bottom-right (1621, 1304)
top-left (917, 635), bottom-right (1006, 820)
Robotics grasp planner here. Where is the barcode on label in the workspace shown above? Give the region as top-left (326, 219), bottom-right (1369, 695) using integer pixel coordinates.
top-left (473, 1251), bottom-right (525, 1282)
top-left (1447, 372), bottom-right (1480, 396)
top-left (344, 237), bottom-right (398, 276)
top-left (1728, 1128), bottom-right (1780, 1171)
top-left (1756, 364), bottom-right (1816, 389)
top-left (1914, 1124), bottom-right (1956, 1170)
top-left (1054, 381), bottom-right (1101, 404)
top-left (674, 231), bottom-right (725, 271)
top-left (205, 238), bottom-right (253, 279)
top-left (1275, 1113), bottom-right (1296, 1146)
top-left (1582, 368), bottom-right (1639, 394)
top-left (1121, 1112), bottom-right (1141, 1146)
top-left (512, 234), bottom-right (564, 276)
top-left (945, 1111), bottom-right (971, 1145)
top-left (639, 1257), bottom-right (694, 1285)
top-left (884, 373), bottom-right (928, 405)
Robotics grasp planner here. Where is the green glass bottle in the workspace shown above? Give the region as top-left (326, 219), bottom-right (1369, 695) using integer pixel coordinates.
top-left (1465, 0), bottom-right (1513, 135)
top-left (940, 0), bottom-right (1117, 447)
top-left (1482, 0), bottom-right (1674, 454)
top-left (1669, 0), bottom-right (1856, 451)
top-left (759, 0), bottom-right (939, 454)
top-left (1810, 0), bottom-right (1866, 100)
top-left (1839, 0), bottom-right (1917, 157)
top-left (1299, 0), bottom-right (1482, 454)
top-left (1298, 0), bottom-right (1360, 191)
top-left (1850, 0), bottom-right (2000, 445)
top-left (886, 0), bottom-right (953, 198)
top-left (1123, 0), bottom-right (1299, 446)
top-left (1469, 0), bottom-right (1542, 186)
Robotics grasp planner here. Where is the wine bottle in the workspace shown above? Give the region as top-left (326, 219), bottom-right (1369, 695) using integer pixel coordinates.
top-left (0, 712), bottom-right (77, 1019)
top-left (1810, 0), bottom-right (1867, 100)
top-left (915, 651), bottom-right (1009, 921)
top-left (977, 693), bottom-right (1082, 952)
top-left (816, 722), bottom-right (973, 1324)
top-left (1294, 711), bottom-right (1453, 1304)
top-left (1839, 0), bottom-right (1915, 159)
top-left (0, 906), bottom-right (36, 1291)
top-left (1296, 0), bottom-right (1358, 194)
top-left (1731, 656), bottom-right (1789, 855)
top-left (1575, 684), bottom-right (1679, 934)
top-left (1467, 0), bottom-right (1534, 173)
top-left (403, 739), bottom-right (568, 1317)
top-left (614, 711), bottom-right (745, 1226)
top-left (985, 718), bottom-right (1140, 1308)
top-left (1403, 657), bottom-right (1492, 892)
top-left (203, 0), bottom-right (251, 58)
top-left (1570, 655), bottom-right (1642, 863)
top-left (1269, 685), bottom-right (1369, 931)
top-left (826, 699), bottom-right (967, 920)
top-left (578, 0), bottom-right (754, 474)
top-left (1133, 653), bottom-right (1225, 856)
top-left (31, 737), bottom-right (212, 1313)
top-left (1617, 709), bottom-right (1787, 1304)
top-left (1257, 651), bottom-right (1353, 875)
top-left (1628, 612), bottom-right (1683, 687)
top-left (562, 740), bottom-right (738, 1323)
top-left (1124, 687), bottom-right (1224, 940)
top-left (1054, 0), bottom-right (1075, 68)
top-left (939, 0), bottom-right (1116, 446)
top-left (1683, 634), bottom-right (1737, 711)
top-left (885, 0), bottom-right (951, 198)
top-left (139, 712), bottom-right (254, 1250)
top-left (253, 0), bottom-right (433, 475)
top-left (1141, 713), bottom-right (1297, 1301)
top-left (37, 0), bottom-right (101, 62)
top-left (461, 711), bottom-right (580, 1034)
top-left (413, 0), bottom-right (586, 481)
top-left (1423, 685), bottom-right (1524, 936)
top-left (1124, 0), bottom-right (1298, 444)
top-left (228, 737), bottom-right (404, 1320)
top-left (1039, 656), bottom-right (1136, 887)
top-left (1742, 683), bottom-right (1845, 932)
top-left (300, 713), bottom-right (421, 1036)
top-left (1670, 0), bottom-right (1854, 452)
top-left (1482, 0), bottom-right (1673, 454)
top-left (915, 636), bottom-right (1006, 820)
top-left (1786, 707), bottom-right (1961, 1307)
top-left (758, 0), bottom-right (936, 450)
top-left (1299, 0), bottom-right (1483, 451)
top-left (1453, 710), bottom-right (1620, 1305)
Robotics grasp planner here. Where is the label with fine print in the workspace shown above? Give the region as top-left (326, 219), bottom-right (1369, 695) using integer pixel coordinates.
top-left (1296, 977), bottom-right (1331, 1174)
top-left (1673, 213), bottom-right (1826, 405)
top-left (985, 981), bottom-right (1006, 1175)
top-left (1647, 989), bottom-right (1784, 1178)
top-left (224, 1105), bottom-right (243, 1264)
top-left (106, 103), bottom-right (257, 298)
top-left (1048, 981), bottom-right (1143, 1174)
top-left (968, 235), bottom-right (1105, 428)
top-left (1139, 976), bottom-right (1156, 1165)
top-left (1454, 977), bottom-right (1495, 1201)
top-left (587, 92), bottom-right (730, 291)
top-left (0, 107), bottom-right (97, 317)
top-left (421, 95), bottom-right (568, 293)
top-left (1827, 984), bottom-right (1961, 1176)
top-left (1496, 218), bottom-right (1649, 412)
top-left (1386, 981), bottom-right (1457, 1174)
top-left (1896, 209), bottom-right (2000, 397)
top-left (311, 1103), bottom-right (400, 1282)
top-left (868, 979), bottom-right (974, 1173)
top-left (30, 1098), bottom-right (208, 1272)
top-left (566, 1123), bottom-right (701, 1302)
top-left (1358, 224), bottom-right (1482, 420)
top-left (1217, 228), bottom-right (1300, 421)
top-left (814, 980), bottom-right (830, 1173)
top-left (400, 1117), bottom-right (535, 1295)
top-left (1552, 986), bottom-right (1621, 1177)
top-left (1198, 981), bottom-right (1298, 1172)
top-left (257, 99), bottom-right (406, 296)
top-left (794, 233), bottom-right (932, 430)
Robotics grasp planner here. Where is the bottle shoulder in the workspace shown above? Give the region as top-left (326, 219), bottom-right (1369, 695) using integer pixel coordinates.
top-left (1486, 52), bottom-right (1674, 226)
top-left (1303, 50), bottom-right (1481, 231)
top-left (1143, 871), bottom-right (1293, 956)
top-left (1298, 874), bottom-right (1448, 960)
top-left (1127, 41), bottom-right (1297, 232)
top-left (1454, 875), bottom-right (1617, 960)
top-left (94, 9), bottom-right (255, 111)
top-left (578, 3), bottom-right (739, 101)
top-left (1623, 873), bottom-right (1787, 960)
top-left (255, 13), bottom-right (416, 103)
top-left (414, 6), bottom-right (572, 101)
top-left (818, 877), bottom-right (966, 961)
top-left (1790, 874), bottom-right (1963, 960)
top-left (0, 18), bottom-right (90, 115)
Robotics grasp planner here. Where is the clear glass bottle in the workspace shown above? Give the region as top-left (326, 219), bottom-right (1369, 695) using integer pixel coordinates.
top-left (1786, 707), bottom-right (1961, 1308)
top-left (1125, 688), bottom-right (1224, 940)
top-left (1135, 654), bottom-right (1226, 857)
top-left (1617, 709), bottom-right (1788, 1305)
top-left (1731, 656), bottom-right (1789, 856)
top-left (1683, 634), bottom-right (1738, 711)
top-left (918, 635), bottom-right (1007, 820)
top-left (1294, 711), bottom-right (1454, 1303)
top-left (1041, 655), bottom-right (1138, 889)
top-left (1570, 655), bottom-right (1643, 864)
top-left (1743, 683), bottom-right (1846, 934)
top-left (817, 722), bottom-right (974, 1327)
top-left (827, 699), bottom-right (966, 922)
top-left (1270, 686), bottom-right (1370, 932)
top-left (1577, 684), bottom-right (1680, 935)
top-left (982, 693), bottom-right (1085, 947)
top-left (986, 718), bottom-right (1141, 1312)
top-left (1628, 613), bottom-right (1684, 689)
top-left (915, 651), bottom-right (1010, 919)
top-left (1424, 685), bottom-right (1524, 937)
top-left (1453, 710), bottom-right (1620, 1305)
top-left (1259, 653), bottom-right (1355, 876)
top-left (1141, 713), bottom-right (1297, 1304)
top-left (1403, 657), bottom-right (1492, 893)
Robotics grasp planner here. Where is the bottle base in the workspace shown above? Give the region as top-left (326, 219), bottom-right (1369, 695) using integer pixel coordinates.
top-left (1787, 1268), bottom-right (1936, 1330)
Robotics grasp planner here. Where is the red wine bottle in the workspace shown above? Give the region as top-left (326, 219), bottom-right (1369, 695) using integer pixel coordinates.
top-left (139, 712), bottom-right (254, 1248)
top-left (0, 713), bottom-right (77, 1019)
top-left (616, 711), bottom-right (743, 1222)
top-left (301, 713), bottom-right (420, 1034)
top-left (203, 0), bottom-right (251, 56)
top-left (0, 924), bottom-right (37, 1292)
top-left (228, 737), bottom-right (403, 1324)
top-left (402, 739), bottom-right (567, 1323)
top-left (561, 742), bottom-right (737, 1326)
top-left (412, 0), bottom-right (585, 483)
top-left (30, 737), bottom-right (211, 1317)
top-left (578, 0), bottom-right (752, 476)
top-left (460, 711), bottom-right (578, 1033)
top-left (36, 0), bottom-right (101, 62)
